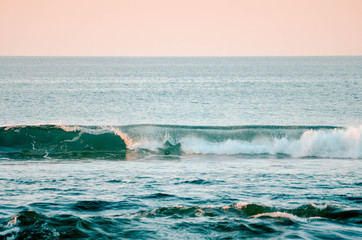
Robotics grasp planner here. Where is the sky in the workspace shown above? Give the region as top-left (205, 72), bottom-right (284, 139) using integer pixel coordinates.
top-left (0, 0), bottom-right (361, 56)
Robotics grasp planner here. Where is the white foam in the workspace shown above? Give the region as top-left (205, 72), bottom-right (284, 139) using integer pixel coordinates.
top-left (252, 212), bottom-right (303, 221)
top-left (294, 126), bottom-right (361, 158)
top-left (179, 126), bottom-right (362, 158)
top-left (118, 126), bottom-right (361, 158)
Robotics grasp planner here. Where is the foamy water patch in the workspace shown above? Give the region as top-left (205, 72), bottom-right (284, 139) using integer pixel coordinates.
top-left (180, 126), bottom-right (362, 158)
top-left (252, 212), bottom-right (305, 222)
top-left (294, 126), bottom-right (361, 158)
top-left (181, 137), bottom-right (275, 155)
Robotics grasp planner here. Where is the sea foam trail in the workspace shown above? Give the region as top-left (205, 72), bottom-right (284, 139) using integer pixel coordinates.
top-left (0, 125), bottom-right (361, 159)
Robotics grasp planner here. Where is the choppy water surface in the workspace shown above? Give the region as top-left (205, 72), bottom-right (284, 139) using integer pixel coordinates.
top-left (1, 157), bottom-right (361, 239)
top-left (0, 57), bottom-right (361, 239)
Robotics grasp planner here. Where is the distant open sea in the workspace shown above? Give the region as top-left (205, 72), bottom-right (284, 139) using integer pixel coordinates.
top-left (0, 56), bottom-right (361, 239)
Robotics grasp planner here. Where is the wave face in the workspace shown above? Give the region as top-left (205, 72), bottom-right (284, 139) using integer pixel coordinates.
top-left (0, 125), bottom-right (127, 159)
top-left (0, 124), bottom-right (361, 159)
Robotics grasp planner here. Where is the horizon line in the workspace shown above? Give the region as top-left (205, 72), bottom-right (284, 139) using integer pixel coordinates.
top-left (1, 55), bottom-right (362, 58)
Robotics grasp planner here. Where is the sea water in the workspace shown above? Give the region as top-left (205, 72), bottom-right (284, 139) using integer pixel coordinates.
top-left (0, 57), bottom-right (361, 239)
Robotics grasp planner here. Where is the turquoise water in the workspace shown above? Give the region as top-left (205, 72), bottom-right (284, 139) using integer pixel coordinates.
top-left (0, 57), bottom-right (361, 239)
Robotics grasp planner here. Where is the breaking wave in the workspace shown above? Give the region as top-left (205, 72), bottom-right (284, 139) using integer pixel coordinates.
top-left (0, 124), bottom-right (361, 159)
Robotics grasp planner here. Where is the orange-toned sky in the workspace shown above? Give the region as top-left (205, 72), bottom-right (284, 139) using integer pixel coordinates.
top-left (0, 0), bottom-right (361, 56)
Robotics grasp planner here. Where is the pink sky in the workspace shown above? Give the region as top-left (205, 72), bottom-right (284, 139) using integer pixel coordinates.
top-left (0, 0), bottom-right (361, 56)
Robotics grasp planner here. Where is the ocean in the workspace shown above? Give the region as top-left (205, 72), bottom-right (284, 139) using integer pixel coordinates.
top-left (0, 56), bottom-right (361, 239)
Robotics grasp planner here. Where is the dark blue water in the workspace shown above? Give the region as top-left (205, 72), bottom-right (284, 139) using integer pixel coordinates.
top-left (0, 57), bottom-right (361, 239)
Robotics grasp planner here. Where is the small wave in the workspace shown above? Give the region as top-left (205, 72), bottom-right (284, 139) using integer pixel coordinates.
top-left (145, 193), bottom-right (176, 199)
top-left (72, 200), bottom-right (113, 212)
top-left (175, 179), bottom-right (213, 185)
top-left (252, 212), bottom-right (302, 221)
top-left (0, 124), bottom-right (361, 159)
top-left (136, 202), bottom-right (361, 222)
